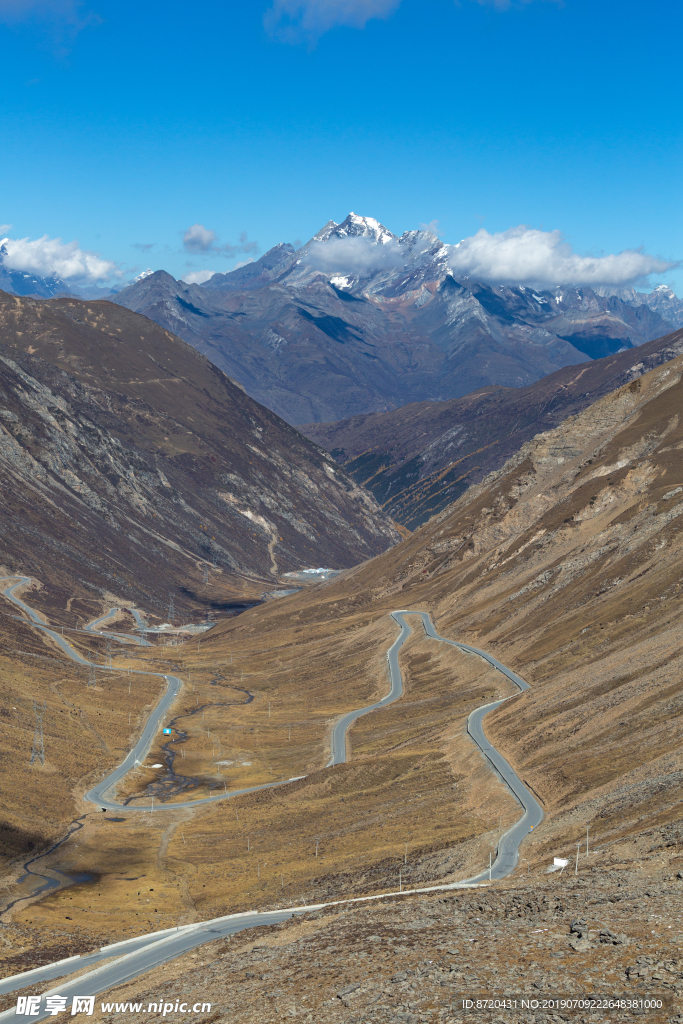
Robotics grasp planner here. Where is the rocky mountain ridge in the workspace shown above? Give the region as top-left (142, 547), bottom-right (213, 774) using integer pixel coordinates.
top-left (302, 326), bottom-right (683, 528)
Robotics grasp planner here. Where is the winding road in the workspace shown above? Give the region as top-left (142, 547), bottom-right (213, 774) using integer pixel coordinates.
top-left (0, 582), bottom-right (542, 1016)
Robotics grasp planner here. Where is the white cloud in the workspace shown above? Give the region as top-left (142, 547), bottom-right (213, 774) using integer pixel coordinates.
top-left (447, 226), bottom-right (676, 288)
top-left (0, 233), bottom-right (119, 283)
top-left (0, 224), bottom-right (12, 234)
top-left (182, 224), bottom-right (259, 258)
top-left (181, 270), bottom-right (216, 285)
top-left (183, 223), bottom-right (217, 254)
top-left (264, 0), bottom-right (400, 42)
top-left (305, 234), bottom-right (404, 275)
top-left (419, 219), bottom-right (442, 237)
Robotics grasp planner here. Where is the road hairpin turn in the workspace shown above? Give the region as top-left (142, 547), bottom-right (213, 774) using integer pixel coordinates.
top-left (0, 584), bottom-right (542, 1017)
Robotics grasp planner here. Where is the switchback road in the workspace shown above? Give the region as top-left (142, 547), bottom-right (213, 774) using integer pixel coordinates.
top-left (0, 586), bottom-right (541, 1016)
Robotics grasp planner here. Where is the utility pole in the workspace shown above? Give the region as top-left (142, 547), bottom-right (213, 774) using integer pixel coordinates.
top-left (489, 852), bottom-right (492, 882)
top-left (30, 701), bottom-right (46, 765)
top-left (575, 843), bottom-right (580, 875)
top-left (288, 725), bottom-right (291, 742)
top-left (404, 842), bottom-right (408, 865)
top-left (399, 870), bottom-right (402, 893)
top-left (315, 839), bottom-right (320, 858)
top-left (586, 825), bottom-right (590, 856)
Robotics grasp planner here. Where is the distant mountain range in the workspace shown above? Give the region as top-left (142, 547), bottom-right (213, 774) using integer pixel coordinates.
top-left (109, 214), bottom-right (683, 424)
top-left (302, 326), bottom-right (683, 528)
top-left (4, 216), bottom-right (682, 425)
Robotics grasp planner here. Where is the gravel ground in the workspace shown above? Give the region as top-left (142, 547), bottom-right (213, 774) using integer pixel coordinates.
top-left (81, 862), bottom-right (683, 1024)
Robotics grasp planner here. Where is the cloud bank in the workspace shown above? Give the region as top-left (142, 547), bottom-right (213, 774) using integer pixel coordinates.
top-left (305, 235), bottom-right (404, 275)
top-left (264, 0), bottom-right (400, 42)
top-left (302, 223), bottom-right (675, 289)
top-left (182, 270), bottom-right (216, 285)
top-left (182, 223), bottom-right (259, 258)
top-left (447, 226), bottom-right (676, 288)
top-left (0, 233), bottom-right (118, 283)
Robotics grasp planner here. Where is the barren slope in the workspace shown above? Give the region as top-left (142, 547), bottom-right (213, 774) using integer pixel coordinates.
top-left (0, 291), bottom-right (398, 627)
top-left (302, 326), bottom-right (683, 529)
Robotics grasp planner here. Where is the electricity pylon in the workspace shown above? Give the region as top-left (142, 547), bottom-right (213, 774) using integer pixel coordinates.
top-left (202, 565), bottom-right (209, 584)
top-left (30, 701), bottom-right (46, 766)
top-left (168, 592), bottom-right (175, 624)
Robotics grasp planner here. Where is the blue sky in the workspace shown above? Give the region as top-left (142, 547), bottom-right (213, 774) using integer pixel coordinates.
top-left (1, 0), bottom-right (681, 291)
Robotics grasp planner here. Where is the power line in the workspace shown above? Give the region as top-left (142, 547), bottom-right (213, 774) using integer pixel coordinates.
top-left (30, 700), bottom-right (46, 766)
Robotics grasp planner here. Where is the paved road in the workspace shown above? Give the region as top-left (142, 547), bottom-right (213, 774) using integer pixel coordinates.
top-left (1, 578), bottom-right (92, 665)
top-left (0, 577), bottom-right (309, 812)
top-left (0, 869), bottom-right (488, 1016)
top-left (407, 611), bottom-right (544, 881)
top-left (332, 610), bottom-right (543, 880)
top-left (0, 589), bottom-right (541, 1013)
top-left (329, 610), bottom-right (411, 764)
top-left (83, 609), bottom-right (152, 647)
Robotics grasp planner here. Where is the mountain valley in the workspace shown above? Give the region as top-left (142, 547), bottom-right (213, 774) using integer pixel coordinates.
top-left (0, 290), bottom-right (398, 631)
top-left (3, 332), bottom-right (683, 1021)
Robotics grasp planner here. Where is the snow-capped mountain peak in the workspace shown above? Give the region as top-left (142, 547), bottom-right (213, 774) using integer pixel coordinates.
top-left (134, 268), bottom-right (154, 283)
top-left (331, 212), bottom-right (397, 245)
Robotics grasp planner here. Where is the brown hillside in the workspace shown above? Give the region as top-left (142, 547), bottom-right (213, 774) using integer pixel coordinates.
top-left (0, 291), bottom-right (398, 627)
top-left (302, 326), bottom-right (683, 528)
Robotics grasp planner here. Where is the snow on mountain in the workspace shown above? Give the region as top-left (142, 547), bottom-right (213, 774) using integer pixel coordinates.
top-left (0, 239), bottom-right (73, 298)
top-left (101, 213), bottom-right (683, 424)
